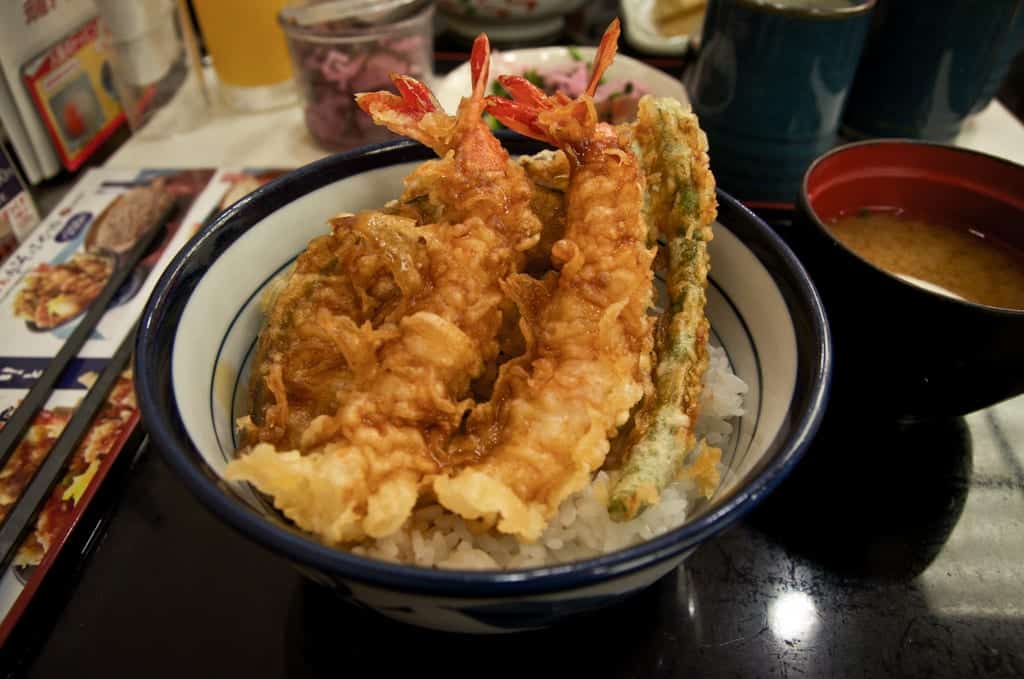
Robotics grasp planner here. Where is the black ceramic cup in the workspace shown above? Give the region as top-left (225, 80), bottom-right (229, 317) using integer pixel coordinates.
top-left (686, 0), bottom-right (876, 204)
top-left (793, 140), bottom-right (1024, 418)
top-left (841, 0), bottom-right (1024, 141)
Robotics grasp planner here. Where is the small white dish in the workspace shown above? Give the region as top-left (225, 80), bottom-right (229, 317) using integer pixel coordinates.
top-left (435, 45), bottom-right (689, 114)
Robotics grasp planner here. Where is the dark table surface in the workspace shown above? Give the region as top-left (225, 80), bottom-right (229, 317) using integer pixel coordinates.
top-left (7, 14), bottom-right (1024, 679)
top-left (8, 397), bottom-right (1024, 677)
top-left (6, 255), bottom-right (1022, 679)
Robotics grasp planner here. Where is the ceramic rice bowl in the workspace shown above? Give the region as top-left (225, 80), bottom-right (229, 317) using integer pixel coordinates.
top-left (135, 135), bottom-right (832, 633)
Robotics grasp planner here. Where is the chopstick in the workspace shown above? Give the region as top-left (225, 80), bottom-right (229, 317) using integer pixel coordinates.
top-left (0, 200), bottom-right (176, 469)
top-left (0, 321), bottom-right (136, 574)
top-left (176, 0), bottom-right (211, 107)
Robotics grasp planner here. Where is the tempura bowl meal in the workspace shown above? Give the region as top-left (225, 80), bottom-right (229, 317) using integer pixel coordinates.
top-left (796, 139), bottom-right (1024, 418)
top-left (137, 22), bottom-right (831, 632)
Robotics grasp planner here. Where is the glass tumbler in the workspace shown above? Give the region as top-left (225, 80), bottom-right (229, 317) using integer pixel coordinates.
top-left (95, 0), bottom-right (210, 138)
top-left (193, 0), bottom-right (299, 112)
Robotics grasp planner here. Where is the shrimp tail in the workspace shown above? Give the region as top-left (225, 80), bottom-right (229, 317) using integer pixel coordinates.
top-left (485, 19), bottom-right (622, 158)
top-left (355, 75), bottom-right (444, 152)
top-left (485, 77), bottom-right (557, 145)
top-left (587, 18), bottom-right (621, 96)
top-left (470, 33), bottom-right (490, 104)
top-left (357, 33), bottom-right (495, 156)
top-left (355, 75), bottom-right (439, 124)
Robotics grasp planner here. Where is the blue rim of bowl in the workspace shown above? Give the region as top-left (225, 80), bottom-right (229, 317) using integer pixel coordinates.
top-left (136, 133), bottom-right (832, 598)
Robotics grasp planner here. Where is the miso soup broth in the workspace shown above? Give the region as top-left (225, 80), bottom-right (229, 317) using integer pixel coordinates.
top-left (827, 210), bottom-right (1024, 310)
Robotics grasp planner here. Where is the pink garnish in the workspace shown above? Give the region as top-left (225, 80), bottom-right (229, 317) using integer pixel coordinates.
top-left (351, 52), bottom-right (409, 92)
top-left (321, 50), bottom-right (368, 87)
top-left (387, 35), bottom-right (423, 54)
top-left (542, 62), bottom-right (590, 97)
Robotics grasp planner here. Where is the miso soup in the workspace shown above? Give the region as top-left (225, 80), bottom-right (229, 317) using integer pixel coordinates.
top-left (827, 210), bottom-right (1024, 310)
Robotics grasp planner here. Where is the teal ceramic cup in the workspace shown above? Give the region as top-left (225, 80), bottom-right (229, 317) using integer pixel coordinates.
top-left (686, 0), bottom-right (876, 204)
top-left (841, 0), bottom-right (1024, 141)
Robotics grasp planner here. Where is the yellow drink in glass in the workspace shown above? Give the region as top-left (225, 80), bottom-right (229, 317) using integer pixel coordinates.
top-left (193, 0), bottom-right (296, 110)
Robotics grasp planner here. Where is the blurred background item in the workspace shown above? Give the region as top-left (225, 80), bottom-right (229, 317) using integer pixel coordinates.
top-left (564, 0), bottom-right (620, 45)
top-left (652, 0), bottom-right (707, 36)
top-left (22, 16), bottom-right (125, 170)
top-left (193, 0), bottom-right (298, 112)
top-left (685, 0), bottom-right (875, 204)
top-left (438, 0), bottom-right (586, 46)
top-left (0, 0), bottom-right (99, 184)
top-left (620, 0), bottom-right (706, 55)
top-left (841, 0), bottom-right (1024, 141)
top-left (95, 0), bottom-right (209, 139)
top-left (280, 0), bottom-right (435, 151)
top-left (0, 143), bottom-right (40, 261)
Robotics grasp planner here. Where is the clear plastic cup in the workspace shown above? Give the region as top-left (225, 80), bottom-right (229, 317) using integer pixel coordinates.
top-left (279, 0), bottom-right (435, 151)
top-left (96, 0), bottom-right (210, 138)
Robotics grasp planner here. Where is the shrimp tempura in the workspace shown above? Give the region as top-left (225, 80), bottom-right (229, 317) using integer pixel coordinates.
top-left (434, 20), bottom-right (657, 540)
top-left (227, 35), bottom-right (543, 543)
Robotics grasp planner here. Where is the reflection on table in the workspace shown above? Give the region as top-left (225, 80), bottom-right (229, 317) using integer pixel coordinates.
top-left (12, 389), bottom-right (1022, 678)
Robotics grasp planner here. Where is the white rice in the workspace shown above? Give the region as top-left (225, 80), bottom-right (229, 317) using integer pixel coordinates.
top-left (351, 344), bottom-right (749, 569)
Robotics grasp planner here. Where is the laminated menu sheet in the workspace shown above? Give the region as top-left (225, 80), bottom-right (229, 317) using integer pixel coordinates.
top-left (0, 166), bottom-right (288, 643)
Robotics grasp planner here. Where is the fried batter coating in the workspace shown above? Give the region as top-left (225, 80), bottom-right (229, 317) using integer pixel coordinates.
top-left (435, 20), bottom-right (656, 540)
top-left (608, 95), bottom-right (718, 519)
top-left (227, 35), bottom-right (544, 543)
top-left (245, 213), bottom-right (428, 449)
top-left (228, 23), bottom-right (715, 548)
top-left (518, 150), bottom-right (569, 275)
